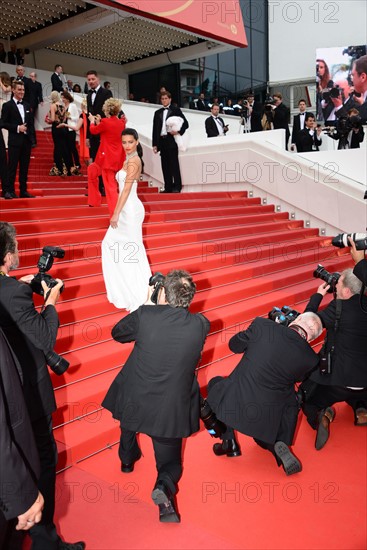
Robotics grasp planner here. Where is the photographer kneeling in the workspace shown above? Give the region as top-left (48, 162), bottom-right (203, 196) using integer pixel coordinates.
top-left (0, 222), bottom-right (85, 549)
top-left (301, 269), bottom-right (367, 450)
top-left (102, 270), bottom-right (210, 523)
top-left (204, 312), bottom-right (322, 476)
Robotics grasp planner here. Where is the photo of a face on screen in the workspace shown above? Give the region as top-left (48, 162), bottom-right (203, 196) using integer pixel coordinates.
top-left (316, 45), bottom-right (367, 124)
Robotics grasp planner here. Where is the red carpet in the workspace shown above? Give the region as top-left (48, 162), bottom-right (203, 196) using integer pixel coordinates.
top-left (2, 132), bottom-right (366, 549)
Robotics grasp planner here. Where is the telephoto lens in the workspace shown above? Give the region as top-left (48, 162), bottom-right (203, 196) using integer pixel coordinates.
top-left (45, 350), bottom-right (69, 375)
top-left (200, 396), bottom-right (227, 438)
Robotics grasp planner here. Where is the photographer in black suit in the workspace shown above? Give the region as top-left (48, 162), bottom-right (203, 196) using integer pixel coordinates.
top-left (297, 114), bottom-right (322, 152)
top-left (272, 92), bottom-right (290, 149)
top-left (302, 269), bottom-right (367, 449)
top-left (205, 103), bottom-right (229, 137)
top-left (291, 99), bottom-right (314, 151)
top-left (0, 327), bottom-right (44, 550)
top-left (350, 237), bottom-right (367, 286)
top-left (103, 270), bottom-right (210, 522)
top-left (206, 312), bottom-right (322, 475)
top-left (0, 222), bottom-right (85, 550)
top-left (152, 91), bottom-right (188, 193)
top-left (0, 80), bottom-right (35, 198)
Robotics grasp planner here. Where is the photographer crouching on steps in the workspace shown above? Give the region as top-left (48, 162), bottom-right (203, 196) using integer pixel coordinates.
top-left (102, 270), bottom-right (210, 523)
top-left (301, 268), bottom-right (367, 450)
top-left (0, 222), bottom-right (85, 550)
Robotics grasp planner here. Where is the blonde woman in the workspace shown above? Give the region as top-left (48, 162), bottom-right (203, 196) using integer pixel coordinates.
top-left (49, 91), bottom-right (72, 176)
top-left (87, 97), bottom-right (126, 215)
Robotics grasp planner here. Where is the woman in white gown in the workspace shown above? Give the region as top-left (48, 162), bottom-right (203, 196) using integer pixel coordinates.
top-left (102, 128), bottom-right (151, 311)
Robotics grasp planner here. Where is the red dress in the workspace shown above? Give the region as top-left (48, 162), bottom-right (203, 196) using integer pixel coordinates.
top-left (87, 116), bottom-right (126, 215)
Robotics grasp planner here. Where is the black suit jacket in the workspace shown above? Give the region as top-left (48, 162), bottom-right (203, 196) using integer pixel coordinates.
top-left (196, 99), bottom-right (208, 112)
top-left (29, 80), bottom-right (43, 112)
top-left (207, 317), bottom-right (319, 445)
top-left (1, 98), bottom-right (35, 148)
top-left (205, 115), bottom-right (227, 137)
top-left (103, 305), bottom-right (210, 438)
top-left (273, 102), bottom-right (290, 142)
top-left (51, 73), bottom-right (64, 93)
top-left (0, 328), bottom-right (40, 522)
top-left (86, 87), bottom-right (113, 139)
top-left (357, 98), bottom-right (367, 124)
top-left (291, 112), bottom-right (313, 145)
top-left (328, 126), bottom-right (364, 149)
top-left (306, 293), bottom-right (367, 387)
top-left (0, 277), bottom-right (59, 421)
top-left (152, 105), bottom-right (189, 151)
top-left (297, 128), bottom-right (322, 152)
top-left (354, 259), bottom-right (367, 286)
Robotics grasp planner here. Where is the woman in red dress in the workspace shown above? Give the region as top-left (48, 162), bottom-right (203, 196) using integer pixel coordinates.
top-left (87, 98), bottom-right (126, 216)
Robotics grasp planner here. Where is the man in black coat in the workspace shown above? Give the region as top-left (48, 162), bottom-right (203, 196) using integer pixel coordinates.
top-left (103, 270), bottom-right (210, 522)
top-left (349, 237), bottom-right (367, 286)
top-left (0, 80), bottom-right (35, 198)
top-left (272, 92), bottom-right (290, 149)
top-left (0, 327), bottom-right (44, 550)
top-left (205, 104), bottom-right (229, 137)
top-left (51, 65), bottom-right (65, 93)
top-left (291, 99), bottom-right (314, 150)
top-left (302, 269), bottom-right (367, 449)
top-left (28, 71), bottom-right (44, 116)
top-left (152, 91), bottom-right (189, 193)
top-left (0, 222), bottom-right (85, 550)
top-left (206, 312), bottom-right (322, 475)
top-left (297, 114), bottom-right (323, 152)
top-left (196, 92), bottom-right (208, 111)
top-left (245, 93), bottom-right (263, 133)
top-left (15, 65), bottom-right (32, 104)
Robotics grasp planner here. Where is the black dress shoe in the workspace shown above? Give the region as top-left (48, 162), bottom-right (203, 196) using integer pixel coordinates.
top-left (59, 541), bottom-right (86, 550)
top-left (121, 449), bottom-right (142, 473)
top-left (274, 441), bottom-right (302, 475)
top-left (4, 192), bottom-right (13, 199)
top-left (315, 407), bottom-right (335, 450)
top-left (20, 192), bottom-right (35, 198)
top-left (151, 481), bottom-right (180, 523)
top-left (213, 438), bottom-right (242, 457)
top-left (10, 192), bottom-right (18, 198)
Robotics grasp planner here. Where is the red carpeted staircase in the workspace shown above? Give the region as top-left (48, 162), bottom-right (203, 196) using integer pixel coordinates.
top-left (4, 131), bottom-right (366, 550)
top-left (1, 130), bottom-right (352, 470)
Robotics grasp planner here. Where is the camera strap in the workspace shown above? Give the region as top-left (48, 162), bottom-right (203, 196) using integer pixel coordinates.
top-left (323, 298), bottom-right (342, 357)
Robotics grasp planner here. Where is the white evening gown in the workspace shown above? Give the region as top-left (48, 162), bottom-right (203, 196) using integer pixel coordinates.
top-left (102, 169), bottom-right (151, 310)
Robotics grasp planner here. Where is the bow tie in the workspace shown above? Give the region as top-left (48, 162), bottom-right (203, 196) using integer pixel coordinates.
top-left (300, 113), bottom-right (305, 116)
top-left (91, 89), bottom-right (97, 94)
top-left (17, 101), bottom-right (22, 105)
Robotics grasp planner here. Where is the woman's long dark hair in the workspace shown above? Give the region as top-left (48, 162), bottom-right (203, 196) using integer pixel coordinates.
top-left (122, 128), bottom-right (144, 169)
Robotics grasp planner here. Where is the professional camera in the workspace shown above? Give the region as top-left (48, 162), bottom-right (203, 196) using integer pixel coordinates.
top-left (45, 350), bottom-right (69, 376)
top-left (313, 264), bottom-right (340, 293)
top-left (348, 114), bottom-right (362, 129)
top-left (342, 45), bottom-right (366, 60)
top-left (332, 233), bottom-right (367, 250)
top-left (149, 272), bottom-right (165, 304)
top-left (322, 85), bottom-right (341, 102)
top-left (200, 396), bottom-right (227, 438)
top-left (30, 246), bottom-right (65, 296)
top-left (268, 306), bottom-right (300, 326)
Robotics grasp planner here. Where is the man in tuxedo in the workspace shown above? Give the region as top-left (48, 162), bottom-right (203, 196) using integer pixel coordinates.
top-left (291, 99), bottom-right (314, 151)
top-left (51, 65), bottom-right (65, 93)
top-left (29, 72), bottom-right (44, 115)
top-left (196, 92), bottom-right (208, 111)
top-left (205, 104), bottom-right (229, 137)
top-left (15, 65), bottom-right (31, 103)
top-left (351, 54), bottom-right (367, 124)
top-left (297, 114), bottom-right (322, 152)
top-left (152, 91), bottom-right (189, 193)
top-left (245, 92), bottom-right (263, 132)
top-left (86, 70), bottom-right (113, 196)
top-left (103, 270), bottom-right (210, 522)
top-left (0, 222), bottom-right (85, 550)
top-left (273, 92), bottom-right (290, 149)
top-left (302, 269), bottom-right (367, 449)
top-left (0, 80), bottom-right (35, 199)
top-left (0, 327), bottom-right (44, 550)
top-left (206, 312), bottom-right (322, 475)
